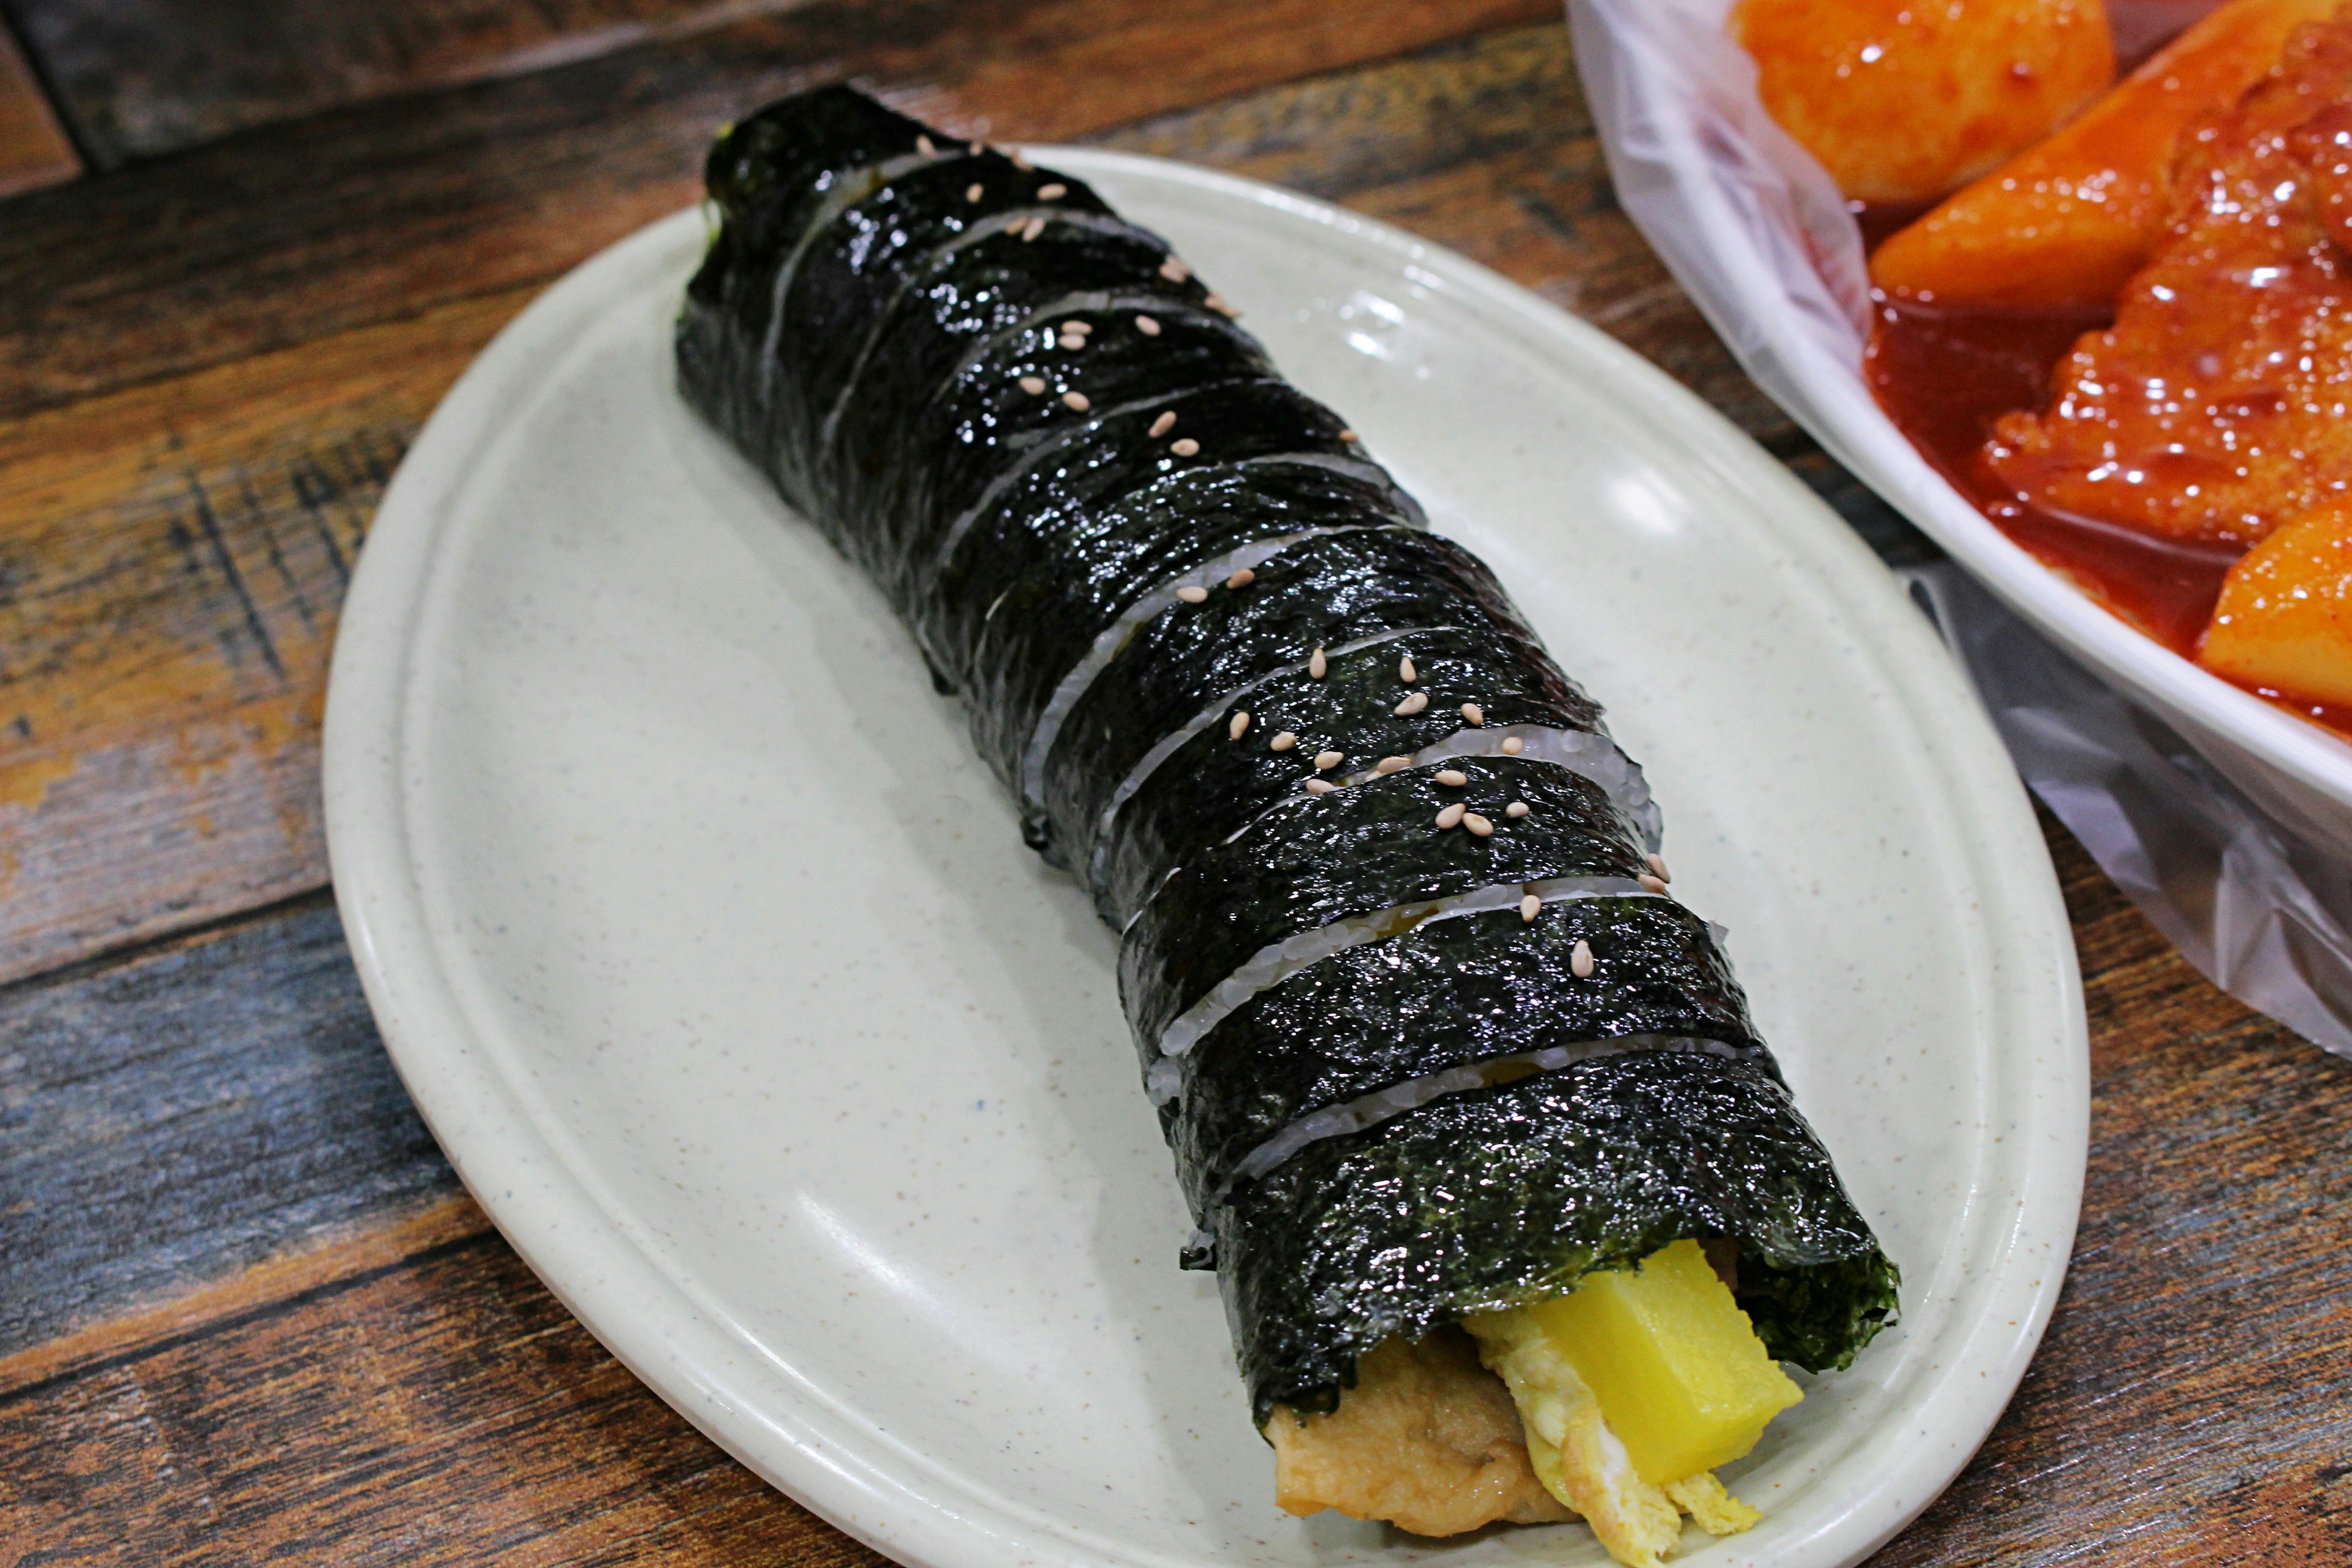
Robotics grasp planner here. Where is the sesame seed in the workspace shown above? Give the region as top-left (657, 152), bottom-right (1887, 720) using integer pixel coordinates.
top-left (1376, 755), bottom-right (1411, 774)
top-left (1229, 711), bottom-right (1251, 739)
top-left (1436, 802), bottom-right (1467, 830)
top-left (966, 182), bottom-right (984, 203)
top-left (1393, 691), bottom-right (1429, 717)
top-left (1570, 938), bottom-right (1594, 977)
top-left (1309, 646), bottom-right (1327, 679)
top-left (1061, 320), bottom-right (1092, 336)
top-left (1206, 292), bottom-right (1239, 318)
top-left (1008, 214), bottom-right (1028, 235)
top-left (1314, 750), bottom-right (1344, 771)
top-left (1148, 411), bottom-right (1177, 437)
top-left (1305, 778), bottom-right (1336, 795)
top-left (1136, 315), bottom-right (1161, 336)
top-left (1226, 567), bottom-right (1255, 590)
top-left (1175, 584), bottom-right (1209, 603)
top-left (1646, 853), bottom-right (1672, 884)
top-left (1399, 655), bottom-right (1417, 683)
top-left (1058, 334), bottom-right (1085, 350)
top-left (1638, 873), bottom-right (1667, 894)
top-left (1062, 391), bottom-right (1091, 411)
top-left (1020, 216), bottom-right (1046, 241)
top-left (917, 134), bottom-right (937, 156)
top-left (1464, 813), bottom-right (1493, 837)
top-left (1340, 429), bottom-right (1361, 443)
top-left (1160, 256), bottom-right (1191, 281)
top-left (1506, 801), bottom-right (1529, 819)
top-left (1038, 183), bottom-right (1067, 200)
top-left (1011, 149), bottom-right (1034, 169)
top-left (1170, 437), bottom-right (1200, 457)
top-left (1521, 894), bottom-right (1542, 924)
top-left (1019, 375), bottom-right (1047, 394)
top-left (1461, 703), bottom-right (1485, 725)
top-left (1501, 736), bottom-right (1525, 755)
top-left (1270, 731), bottom-right (1298, 752)
top-left (1434, 769), bottom-right (1468, 788)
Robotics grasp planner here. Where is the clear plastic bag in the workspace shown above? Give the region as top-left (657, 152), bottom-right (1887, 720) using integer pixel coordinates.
top-left (1569, 0), bottom-right (2352, 1057)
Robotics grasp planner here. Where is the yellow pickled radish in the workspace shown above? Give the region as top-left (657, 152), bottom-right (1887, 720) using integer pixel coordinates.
top-left (1525, 1238), bottom-right (1801, 1486)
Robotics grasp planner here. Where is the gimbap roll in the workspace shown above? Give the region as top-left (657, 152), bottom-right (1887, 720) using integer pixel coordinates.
top-left (677, 84), bottom-right (1898, 1568)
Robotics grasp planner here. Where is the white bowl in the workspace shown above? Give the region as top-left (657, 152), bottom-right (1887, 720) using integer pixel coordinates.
top-left (1570, 0), bottom-right (2352, 858)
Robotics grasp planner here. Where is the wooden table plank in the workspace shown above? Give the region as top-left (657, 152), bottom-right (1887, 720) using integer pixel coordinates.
top-left (0, 0), bottom-right (1551, 423)
top-left (0, 291), bottom-right (525, 984)
top-left (8, 0), bottom-right (801, 168)
top-left (0, 21), bottom-right (1785, 989)
top-left (0, 894), bottom-right (457, 1357)
top-left (0, 1218), bottom-right (891, 1568)
top-left (0, 14), bottom-right (78, 197)
top-left (9, 0), bottom-right (1556, 171)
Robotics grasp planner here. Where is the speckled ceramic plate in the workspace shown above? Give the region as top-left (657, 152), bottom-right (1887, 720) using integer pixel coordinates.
top-left (322, 151), bottom-right (2086, 1568)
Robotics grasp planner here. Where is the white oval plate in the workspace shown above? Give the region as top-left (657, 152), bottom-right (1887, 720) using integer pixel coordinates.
top-left (323, 150), bottom-right (2086, 1568)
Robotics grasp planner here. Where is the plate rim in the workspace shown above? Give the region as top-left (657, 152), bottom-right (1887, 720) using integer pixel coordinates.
top-left (322, 147), bottom-right (2087, 1568)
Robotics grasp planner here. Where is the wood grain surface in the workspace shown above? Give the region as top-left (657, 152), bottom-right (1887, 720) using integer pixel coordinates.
top-left (1, 4), bottom-right (2347, 1563)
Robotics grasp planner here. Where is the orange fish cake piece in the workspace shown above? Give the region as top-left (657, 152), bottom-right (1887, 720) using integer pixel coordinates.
top-left (1872, 0), bottom-right (2341, 308)
top-left (1986, 10), bottom-right (2352, 546)
top-left (1736, 0), bottom-right (2114, 205)
top-left (2202, 500), bottom-right (2352, 705)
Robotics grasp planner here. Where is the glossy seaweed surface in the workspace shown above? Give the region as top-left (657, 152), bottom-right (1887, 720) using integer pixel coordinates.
top-left (1170, 896), bottom-right (1766, 1216)
top-left (1216, 1055), bottom-right (1899, 1427)
top-left (677, 83), bottom-right (1898, 1427)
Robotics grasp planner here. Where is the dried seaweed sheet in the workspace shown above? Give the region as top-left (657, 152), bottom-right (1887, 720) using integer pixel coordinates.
top-left (675, 83), bottom-right (1899, 1431)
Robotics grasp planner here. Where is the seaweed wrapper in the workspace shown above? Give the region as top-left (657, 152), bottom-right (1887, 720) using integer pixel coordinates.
top-left (816, 214), bottom-right (1202, 518)
top-left (953, 461), bottom-right (1417, 797)
top-left (861, 307), bottom-right (1273, 601)
top-left (917, 379), bottom-right (1379, 683)
top-left (1120, 755), bottom-right (1647, 1052)
top-left (1090, 627), bottom-right (1607, 927)
top-left (1042, 527), bottom-right (1532, 858)
top-left (1217, 1054), bottom-right (1899, 1425)
top-left (1171, 896), bottom-right (1763, 1215)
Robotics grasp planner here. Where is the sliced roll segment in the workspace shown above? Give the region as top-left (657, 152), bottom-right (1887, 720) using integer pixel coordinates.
top-left (1217, 1054), bottom-right (1898, 1428)
top-left (1090, 627), bottom-right (1642, 927)
top-left (1042, 527), bottom-right (1539, 861)
top-left (1168, 894), bottom-right (1763, 1215)
top-left (1121, 755), bottom-right (1649, 1061)
top-left (855, 303), bottom-right (1273, 599)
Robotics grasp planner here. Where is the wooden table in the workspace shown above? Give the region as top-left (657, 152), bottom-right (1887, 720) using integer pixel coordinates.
top-left (2, 3), bottom-right (2346, 1561)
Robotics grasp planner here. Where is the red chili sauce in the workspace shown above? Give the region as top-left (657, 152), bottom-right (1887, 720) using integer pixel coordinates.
top-left (1864, 300), bottom-right (2352, 735)
top-left (1845, 0), bottom-right (2352, 734)
top-left (1862, 298), bottom-right (2236, 655)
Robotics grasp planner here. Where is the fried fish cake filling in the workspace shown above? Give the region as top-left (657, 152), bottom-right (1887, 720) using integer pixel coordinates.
top-left (1268, 1329), bottom-right (1570, 1537)
top-left (1986, 8), bottom-right (2352, 545)
top-left (1268, 1242), bottom-right (1795, 1568)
